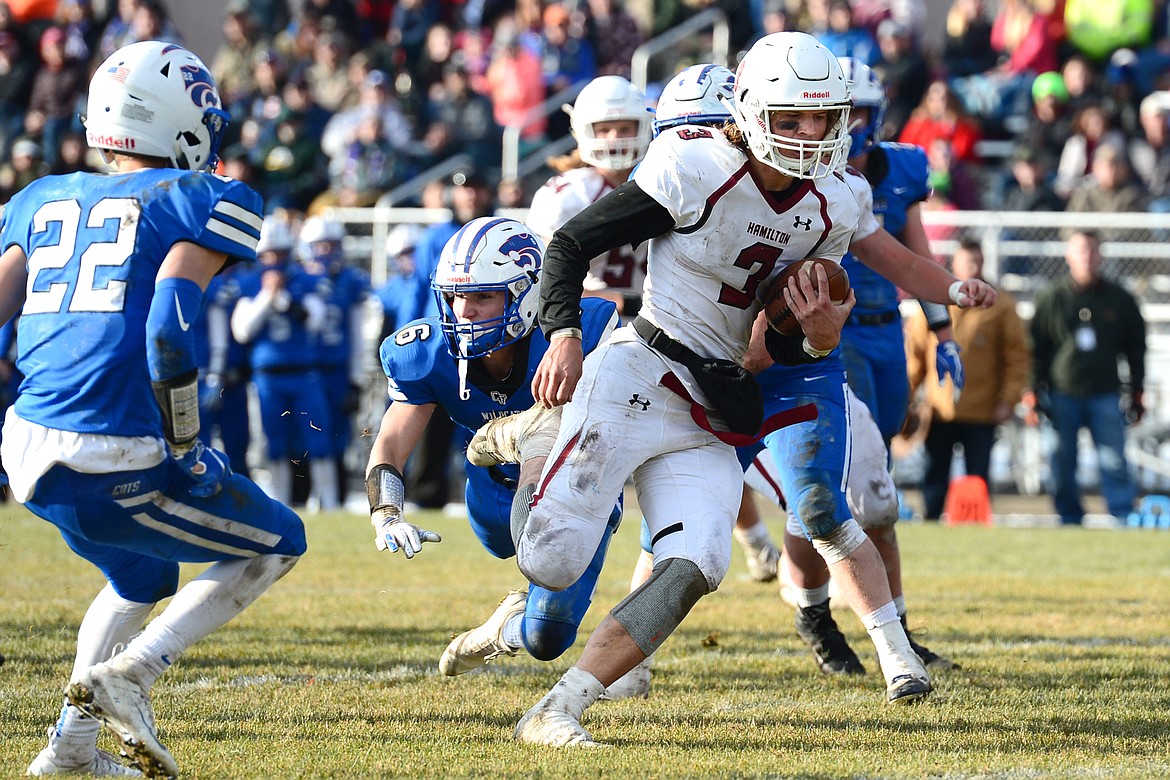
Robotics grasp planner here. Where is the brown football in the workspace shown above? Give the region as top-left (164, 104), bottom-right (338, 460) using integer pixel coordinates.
top-left (763, 258), bottom-right (851, 336)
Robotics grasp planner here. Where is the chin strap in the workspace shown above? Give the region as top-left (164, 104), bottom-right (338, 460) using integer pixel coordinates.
top-left (457, 334), bottom-right (472, 401)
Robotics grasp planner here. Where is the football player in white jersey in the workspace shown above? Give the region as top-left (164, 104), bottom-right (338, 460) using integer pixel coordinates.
top-left (472, 32), bottom-right (985, 746)
top-left (526, 75), bottom-right (651, 318)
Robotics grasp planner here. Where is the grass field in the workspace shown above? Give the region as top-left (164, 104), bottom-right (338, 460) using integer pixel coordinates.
top-left (2, 496), bottom-right (1170, 779)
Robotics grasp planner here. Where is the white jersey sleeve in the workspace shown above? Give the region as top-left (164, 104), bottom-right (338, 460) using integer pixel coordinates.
top-left (531, 166), bottom-right (648, 295)
top-left (842, 166), bottom-right (881, 243)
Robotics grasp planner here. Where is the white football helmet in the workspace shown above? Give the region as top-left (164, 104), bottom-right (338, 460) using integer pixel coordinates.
top-left (300, 215), bottom-right (346, 272)
top-left (84, 41), bottom-right (228, 172)
top-left (839, 56), bottom-right (887, 157)
top-left (729, 32), bottom-right (851, 179)
top-left (256, 216), bottom-right (295, 268)
top-left (566, 75), bottom-right (652, 171)
top-left (432, 216), bottom-right (544, 359)
top-left (653, 64), bottom-right (735, 137)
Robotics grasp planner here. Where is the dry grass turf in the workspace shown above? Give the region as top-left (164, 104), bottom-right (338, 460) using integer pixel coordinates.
top-left (2, 496), bottom-right (1169, 779)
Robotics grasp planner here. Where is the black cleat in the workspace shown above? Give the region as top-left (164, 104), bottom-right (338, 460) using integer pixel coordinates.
top-left (902, 615), bottom-right (960, 671)
top-left (794, 600), bottom-right (866, 675)
top-left (886, 673), bottom-right (932, 704)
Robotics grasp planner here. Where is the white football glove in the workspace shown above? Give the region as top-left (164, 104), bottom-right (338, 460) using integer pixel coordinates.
top-left (370, 508), bottom-right (441, 559)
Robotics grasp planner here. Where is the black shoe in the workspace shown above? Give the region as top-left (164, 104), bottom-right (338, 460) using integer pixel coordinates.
top-left (886, 673), bottom-right (932, 704)
top-left (901, 615), bottom-right (959, 671)
top-left (794, 600), bottom-right (866, 675)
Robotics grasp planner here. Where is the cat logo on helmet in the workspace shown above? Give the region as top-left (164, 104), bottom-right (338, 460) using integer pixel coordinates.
top-left (84, 41), bottom-right (229, 172)
top-left (431, 216), bottom-right (545, 360)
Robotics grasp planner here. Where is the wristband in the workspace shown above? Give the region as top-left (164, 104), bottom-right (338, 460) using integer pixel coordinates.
top-left (367, 463), bottom-right (405, 516)
top-left (947, 280), bottom-right (970, 307)
top-left (621, 294), bottom-right (642, 317)
top-left (549, 327), bottom-right (583, 341)
top-left (802, 338), bottom-right (833, 359)
top-left (151, 369), bottom-right (200, 449)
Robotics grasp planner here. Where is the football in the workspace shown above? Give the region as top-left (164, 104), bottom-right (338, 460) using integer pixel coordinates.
top-left (763, 258), bottom-right (851, 335)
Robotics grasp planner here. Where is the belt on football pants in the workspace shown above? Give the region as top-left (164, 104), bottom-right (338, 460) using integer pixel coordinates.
top-left (848, 310), bottom-right (899, 326)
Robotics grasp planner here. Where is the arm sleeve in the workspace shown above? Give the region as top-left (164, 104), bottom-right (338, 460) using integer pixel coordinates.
top-left (1122, 291), bottom-right (1147, 391)
top-left (146, 277), bottom-right (203, 382)
top-left (539, 181), bottom-right (675, 334)
top-left (231, 290), bottom-right (277, 343)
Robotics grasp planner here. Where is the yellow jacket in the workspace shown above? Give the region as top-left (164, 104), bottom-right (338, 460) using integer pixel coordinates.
top-left (905, 288), bottom-right (1032, 424)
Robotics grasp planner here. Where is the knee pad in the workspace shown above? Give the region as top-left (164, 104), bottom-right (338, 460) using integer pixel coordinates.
top-left (521, 615), bottom-right (578, 662)
top-left (793, 482), bottom-right (844, 539)
top-left (811, 518), bottom-right (869, 565)
top-left (611, 557), bottom-right (710, 656)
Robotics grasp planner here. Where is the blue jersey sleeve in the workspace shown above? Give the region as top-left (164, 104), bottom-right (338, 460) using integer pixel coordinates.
top-left (157, 173), bottom-right (264, 264)
top-left (380, 318), bottom-right (445, 405)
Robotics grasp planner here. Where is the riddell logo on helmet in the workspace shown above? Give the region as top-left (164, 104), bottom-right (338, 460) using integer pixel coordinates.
top-left (87, 132), bottom-right (136, 150)
top-left (803, 91), bottom-right (831, 99)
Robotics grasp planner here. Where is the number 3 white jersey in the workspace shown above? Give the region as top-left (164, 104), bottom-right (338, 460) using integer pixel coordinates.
top-left (528, 166), bottom-right (647, 295)
top-left (632, 126), bottom-right (860, 362)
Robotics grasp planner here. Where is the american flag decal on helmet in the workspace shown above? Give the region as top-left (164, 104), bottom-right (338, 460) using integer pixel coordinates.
top-left (107, 65), bottom-right (130, 82)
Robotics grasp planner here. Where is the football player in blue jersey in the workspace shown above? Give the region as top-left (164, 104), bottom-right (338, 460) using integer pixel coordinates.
top-left (365, 215), bottom-right (624, 679)
top-left (773, 58), bottom-right (964, 676)
top-left (300, 215), bottom-right (374, 502)
top-left (0, 42), bottom-right (306, 778)
top-left (196, 260), bottom-right (253, 477)
top-left (836, 56), bottom-right (965, 444)
top-left (232, 214), bottom-right (339, 510)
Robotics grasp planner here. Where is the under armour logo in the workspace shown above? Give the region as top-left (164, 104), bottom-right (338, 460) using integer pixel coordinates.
top-left (490, 390), bottom-right (508, 406)
top-left (628, 394), bottom-right (651, 410)
top-left (793, 216), bottom-right (813, 231)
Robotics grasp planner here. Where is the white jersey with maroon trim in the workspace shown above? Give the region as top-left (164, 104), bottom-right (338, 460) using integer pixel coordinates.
top-left (842, 164), bottom-right (882, 243)
top-left (528, 166), bottom-right (647, 295)
top-left (631, 125), bottom-right (860, 363)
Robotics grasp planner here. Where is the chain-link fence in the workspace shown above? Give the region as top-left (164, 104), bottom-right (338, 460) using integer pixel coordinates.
top-left (329, 207), bottom-right (1170, 500)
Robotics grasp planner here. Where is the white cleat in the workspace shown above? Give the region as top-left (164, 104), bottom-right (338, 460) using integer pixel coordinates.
top-left (27, 729), bottom-right (141, 777)
top-left (513, 666), bottom-right (607, 747)
top-left (65, 662), bottom-right (178, 779)
top-left (741, 538), bottom-right (780, 583)
top-left (439, 590), bottom-right (526, 676)
top-left (514, 707), bottom-right (601, 747)
top-left (467, 405), bottom-right (562, 466)
top-left (599, 656), bottom-right (652, 701)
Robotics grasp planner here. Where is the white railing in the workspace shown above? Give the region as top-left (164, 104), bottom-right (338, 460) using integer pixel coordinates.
top-left (501, 80), bottom-right (590, 182)
top-left (630, 8), bottom-right (732, 89)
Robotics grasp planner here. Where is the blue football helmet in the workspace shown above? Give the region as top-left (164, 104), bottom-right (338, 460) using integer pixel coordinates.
top-left (432, 216), bottom-right (544, 359)
top-left (839, 56), bottom-right (888, 157)
top-left (653, 63), bottom-right (735, 137)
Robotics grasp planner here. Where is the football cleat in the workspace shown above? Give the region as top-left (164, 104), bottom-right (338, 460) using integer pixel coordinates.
top-left (439, 590), bottom-right (525, 676)
top-left (467, 404), bottom-right (561, 467)
top-left (902, 615), bottom-right (960, 671)
top-left (599, 656), bottom-right (652, 701)
top-left (513, 668), bottom-right (607, 747)
top-left (886, 673), bottom-right (932, 704)
top-left (514, 707), bottom-right (601, 747)
top-left (740, 537), bottom-right (780, 583)
top-left (65, 662), bottom-right (178, 779)
top-left (794, 600), bottom-right (866, 675)
top-left (26, 726), bottom-right (141, 777)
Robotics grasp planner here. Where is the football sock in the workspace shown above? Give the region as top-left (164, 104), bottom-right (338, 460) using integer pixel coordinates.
top-left (503, 613), bottom-right (524, 652)
top-left (792, 583), bottom-right (831, 609)
top-left (120, 555), bottom-right (297, 688)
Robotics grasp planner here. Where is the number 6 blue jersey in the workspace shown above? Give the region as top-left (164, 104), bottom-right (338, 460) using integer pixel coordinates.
top-left (0, 169), bottom-right (262, 437)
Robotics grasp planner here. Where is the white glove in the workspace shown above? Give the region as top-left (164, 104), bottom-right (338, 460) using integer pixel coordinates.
top-left (370, 508), bottom-right (441, 559)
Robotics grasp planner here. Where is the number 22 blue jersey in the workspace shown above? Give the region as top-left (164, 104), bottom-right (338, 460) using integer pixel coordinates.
top-left (0, 169), bottom-right (262, 437)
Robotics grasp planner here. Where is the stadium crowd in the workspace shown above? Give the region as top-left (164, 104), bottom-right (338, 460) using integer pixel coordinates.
top-left (0, 0), bottom-right (1163, 513)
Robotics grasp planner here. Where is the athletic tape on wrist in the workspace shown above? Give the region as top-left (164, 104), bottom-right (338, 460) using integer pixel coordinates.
top-left (367, 463), bottom-right (405, 516)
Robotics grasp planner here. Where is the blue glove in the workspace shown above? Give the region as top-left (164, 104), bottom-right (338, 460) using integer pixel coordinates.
top-left (175, 439), bottom-right (232, 498)
top-left (935, 340), bottom-right (964, 403)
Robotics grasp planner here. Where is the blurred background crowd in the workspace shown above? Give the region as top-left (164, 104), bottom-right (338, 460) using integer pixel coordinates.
top-left (2, 0), bottom-right (1170, 519)
top-left (2, 0), bottom-right (1170, 219)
